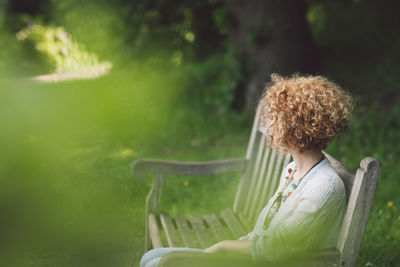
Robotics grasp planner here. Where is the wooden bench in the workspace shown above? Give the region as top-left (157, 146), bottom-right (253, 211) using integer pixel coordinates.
top-left (132, 103), bottom-right (382, 267)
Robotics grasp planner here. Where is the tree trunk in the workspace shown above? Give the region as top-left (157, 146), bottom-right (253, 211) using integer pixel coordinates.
top-left (227, 0), bottom-right (319, 111)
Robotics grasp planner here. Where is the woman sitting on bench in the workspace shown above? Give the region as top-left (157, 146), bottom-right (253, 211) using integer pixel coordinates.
top-left (140, 73), bottom-right (353, 267)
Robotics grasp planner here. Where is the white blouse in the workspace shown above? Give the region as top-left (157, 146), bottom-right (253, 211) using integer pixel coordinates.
top-left (238, 157), bottom-right (347, 262)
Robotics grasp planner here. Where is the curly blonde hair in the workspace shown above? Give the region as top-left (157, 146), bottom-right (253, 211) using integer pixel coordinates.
top-left (259, 73), bottom-right (353, 153)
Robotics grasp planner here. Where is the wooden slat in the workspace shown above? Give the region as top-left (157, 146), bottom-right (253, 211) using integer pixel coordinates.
top-left (148, 213), bottom-right (164, 248)
top-left (146, 174), bottom-right (166, 214)
top-left (145, 174), bottom-right (165, 250)
top-left (203, 213), bottom-right (232, 241)
top-left (189, 215), bottom-right (214, 248)
top-left (262, 149), bottom-right (277, 193)
top-left (249, 149), bottom-right (276, 222)
top-left (220, 209), bottom-right (247, 239)
top-left (270, 153), bottom-right (285, 191)
top-left (247, 147), bottom-right (270, 220)
top-left (243, 136), bottom-right (266, 217)
top-left (256, 152), bottom-right (284, 217)
top-left (337, 157), bottom-right (381, 267)
top-left (283, 153), bottom-right (292, 170)
top-left (160, 212), bottom-right (182, 247)
top-left (175, 214), bottom-right (198, 248)
top-left (237, 212), bottom-right (252, 233)
top-left (233, 103), bottom-right (263, 214)
top-left (245, 101), bottom-right (263, 161)
top-left (132, 157), bottom-right (247, 179)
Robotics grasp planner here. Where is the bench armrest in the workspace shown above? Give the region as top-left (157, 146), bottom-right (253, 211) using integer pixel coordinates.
top-left (131, 157), bottom-right (247, 179)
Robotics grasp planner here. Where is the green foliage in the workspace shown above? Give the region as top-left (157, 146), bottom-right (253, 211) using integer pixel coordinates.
top-left (212, 6), bottom-right (229, 36)
top-left (179, 52), bottom-right (241, 115)
top-left (49, 0), bottom-right (125, 61)
top-left (306, 0), bottom-right (400, 101)
top-left (246, 27), bottom-right (270, 46)
top-left (16, 23), bottom-right (111, 73)
top-left (306, 3), bottom-right (326, 35)
top-left (307, 1), bottom-right (381, 52)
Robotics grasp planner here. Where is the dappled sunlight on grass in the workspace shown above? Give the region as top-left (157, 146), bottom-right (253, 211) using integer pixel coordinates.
top-left (15, 22), bottom-right (112, 82)
top-left (32, 62), bottom-right (111, 82)
top-left (108, 147), bottom-right (135, 160)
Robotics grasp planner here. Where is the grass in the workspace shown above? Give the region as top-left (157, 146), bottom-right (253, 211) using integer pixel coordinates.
top-left (1, 49), bottom-right (399, 267)
top-left (0, 59), bottom-right (252, 266)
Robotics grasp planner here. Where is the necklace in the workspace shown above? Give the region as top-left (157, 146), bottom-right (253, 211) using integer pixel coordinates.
top-left (261, 155), bottom-right (325, 230)
top-left (276, 156), bottom-right (325, 202)
top-left (279, 155), bottom-right (325, 203)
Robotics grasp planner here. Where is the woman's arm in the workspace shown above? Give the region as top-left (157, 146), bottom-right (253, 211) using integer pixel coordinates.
top-left (204, 240), bottom-right (251, 255)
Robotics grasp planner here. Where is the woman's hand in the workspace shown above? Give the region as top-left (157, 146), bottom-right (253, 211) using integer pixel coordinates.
top-left (204, 240), bottom-right (251, 255)
top-left (203, 240), bottom-right (227, 254)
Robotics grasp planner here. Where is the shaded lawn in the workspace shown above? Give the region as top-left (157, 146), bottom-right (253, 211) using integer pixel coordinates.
top-left (0, 66), bottom-right (399, 266)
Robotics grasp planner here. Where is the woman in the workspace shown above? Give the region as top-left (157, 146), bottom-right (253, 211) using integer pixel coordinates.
top-left (140, 73), bottom-right (353, 267)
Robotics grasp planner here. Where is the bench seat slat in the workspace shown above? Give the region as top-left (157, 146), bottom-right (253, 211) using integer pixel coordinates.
top-left (203, 213), bottom-right (232, 241)
top-left (237, 212), bottom-right (252, 233)
top-left (189, 215), bottom-right (215, 248)
top-left (160, 212), bottom-right (182, 247)
top-left (175, 214), bottom-right (199, 248)
top-left (220, 208), bottom-right (247, 239)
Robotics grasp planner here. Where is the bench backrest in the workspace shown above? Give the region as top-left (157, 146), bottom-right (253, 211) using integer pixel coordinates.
top-left (232, 102), bottom-right (381, 267)
top-left (233, 103), bottom-right (291, 224)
